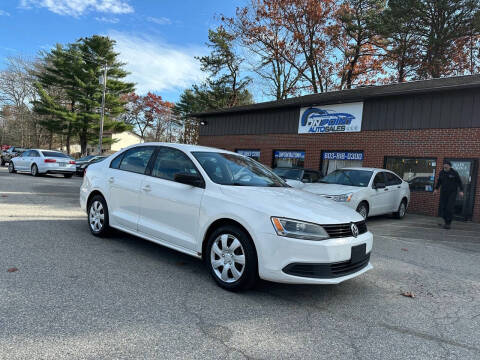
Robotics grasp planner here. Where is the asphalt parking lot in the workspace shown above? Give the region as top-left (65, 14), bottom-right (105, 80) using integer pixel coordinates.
top-left (1, 167), bottom-right (479, 360)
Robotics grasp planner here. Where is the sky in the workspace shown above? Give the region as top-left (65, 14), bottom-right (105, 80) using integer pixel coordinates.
top-left (0, 0), bottom-right (245, 102)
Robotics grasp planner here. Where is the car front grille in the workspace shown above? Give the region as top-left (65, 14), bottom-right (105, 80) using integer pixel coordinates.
top-left (282, 252), bottom-right (371, 279)
top-left (322, 221), bottom-right (367, 238)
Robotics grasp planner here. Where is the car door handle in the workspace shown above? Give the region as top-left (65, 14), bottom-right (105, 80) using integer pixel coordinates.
top-left (142, 185), bottom-right (151, 192)
top-left (108, 177), bottom-right (114, 183)
top-left (384, 188), bottom-right (389, 191)
top-left (397, 186), bottom-right (401, 189)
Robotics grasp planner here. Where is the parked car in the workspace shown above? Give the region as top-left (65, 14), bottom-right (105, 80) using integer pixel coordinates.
top-left (76, 155), bottom-right (106, 176)
top-left (301, 167), bottom-right (411, 219)
top-left (1, 146), bottom-right (26, 166)
top-left (408, 176), bottom-right (433, 191)
top-left (272, 167), bottom-right (322, 187)
top-left (80, 143), bottom-right (373, 291)
top-left (9, 149), bottom-right (76, 177)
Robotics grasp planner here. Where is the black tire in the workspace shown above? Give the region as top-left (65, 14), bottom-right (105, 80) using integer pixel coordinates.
top-left (64, 173), bottom-right (73, 178)
top-left (87, 195), bottom-right (110, 237)
top-left (356, 202), bottom-right (369, 220)
top-left (31, 164), bottom-right (39, 177)
top-left (8, 162), bottom-right (15, 173)
top-left (206, 224), bottom-right (258, 292)
top-left (394, 199), bottom-right (408, 219)
top-left (1, 158), bottom-right (5, 166)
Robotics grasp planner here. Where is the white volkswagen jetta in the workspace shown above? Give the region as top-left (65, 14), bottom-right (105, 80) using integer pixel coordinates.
top-left (80, 144), bottom-right (373, 291)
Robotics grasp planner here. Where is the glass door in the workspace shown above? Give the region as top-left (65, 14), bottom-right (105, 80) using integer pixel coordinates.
top-left (444, 158), bottom-right (478, 221)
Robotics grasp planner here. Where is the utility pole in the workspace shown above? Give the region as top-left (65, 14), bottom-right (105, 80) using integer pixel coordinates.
top-left (98, 60), bottom-right (107, 154)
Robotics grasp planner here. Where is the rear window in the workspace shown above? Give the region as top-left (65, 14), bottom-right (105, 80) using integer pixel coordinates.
top-left (41, 151), bottom-right (69, 158)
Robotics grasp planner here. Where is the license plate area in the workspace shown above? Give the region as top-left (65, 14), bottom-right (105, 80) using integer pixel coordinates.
top-left (351, 243), bottom-right (366, 262)
top-left (58, 162), bottom-right (66, 167)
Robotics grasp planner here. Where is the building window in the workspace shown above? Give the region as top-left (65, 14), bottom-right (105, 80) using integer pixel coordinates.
top-left (236, 149), bottom-right (260, 161)
top-left (321, 151), bottom-right (364, 176)
top-left (273, 150), bottom-right (305, 168)
top-left (385, 157), bottom-right (437, 192)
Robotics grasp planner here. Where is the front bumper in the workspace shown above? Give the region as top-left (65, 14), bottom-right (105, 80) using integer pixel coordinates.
top-left (256, 231), bottom-right (373, 284)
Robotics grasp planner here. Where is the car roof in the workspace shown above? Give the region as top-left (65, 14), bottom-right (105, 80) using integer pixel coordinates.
top-left (338, 167), bottom-right (393, 172)
top-left (132, 142), bottom-right (238, 155)
top-left (33, 149), bottom-right (69, 155)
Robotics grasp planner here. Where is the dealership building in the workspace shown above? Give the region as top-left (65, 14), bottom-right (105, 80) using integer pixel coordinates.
top-left (194, 75), bottom-right (480, 222)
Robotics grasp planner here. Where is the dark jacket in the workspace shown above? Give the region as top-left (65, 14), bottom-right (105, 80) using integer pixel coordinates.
top-left (435, 169), bottom-right (463, 194)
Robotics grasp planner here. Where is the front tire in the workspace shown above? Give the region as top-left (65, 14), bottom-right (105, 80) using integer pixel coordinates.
top-left (1, 158), bottom-right (5, 166)
top-left (394, 199), bottom-right (408, 219)
top-left (206, 225), bottom-right (258, 292)
top-left (356, 202), bottom-right (369, 219)
top-left (8, 162), bottom-right (15, 173)
top-left (87, 195), bottom-right (110, 236)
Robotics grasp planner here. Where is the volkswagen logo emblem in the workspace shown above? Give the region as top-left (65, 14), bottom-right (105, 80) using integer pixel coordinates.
top-left (350, 223), bottom-right (359, 238)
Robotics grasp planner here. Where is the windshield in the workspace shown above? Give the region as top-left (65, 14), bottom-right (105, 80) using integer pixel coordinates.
top-left (320, 169), bottom-right (373, 187)
top-left (41, 151), bottom-right (69, 158)
top-left (192, 152), bottom-right (287, 187)
top-left (91, 156), bottom-right (106, 163)
top-left (273, 168), bottom-right (303, 181)
top-left (78, 155), bottom-right (95, 162)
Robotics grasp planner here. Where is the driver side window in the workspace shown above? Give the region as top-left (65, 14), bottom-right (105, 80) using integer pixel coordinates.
top-left (152, 147), bottom-right (198, 181)
top-left (373, 172), bottom-right (386, 187)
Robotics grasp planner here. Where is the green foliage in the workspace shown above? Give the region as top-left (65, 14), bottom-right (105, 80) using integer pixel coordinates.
top-left (33, 35), bottom-right (134, 154)
top-left (194, 26), bottom-right (252, 110)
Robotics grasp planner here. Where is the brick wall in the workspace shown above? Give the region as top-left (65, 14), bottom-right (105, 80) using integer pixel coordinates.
top-left (199, 128), bottom-right (480, 222)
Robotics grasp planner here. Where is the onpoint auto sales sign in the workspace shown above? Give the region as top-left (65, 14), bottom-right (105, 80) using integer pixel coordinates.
top-left (298, 102), bottom-right (363, 134)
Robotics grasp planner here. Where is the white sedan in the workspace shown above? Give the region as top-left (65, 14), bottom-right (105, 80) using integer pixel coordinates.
top-left (80, 143), bottom-right (373, 291)
top-left (9, 149), bottom-right (76, 177)
top-left (300, 168), bottom-right (411, 219)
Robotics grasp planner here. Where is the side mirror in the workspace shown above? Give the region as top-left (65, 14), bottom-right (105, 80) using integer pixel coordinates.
top-left (174, 172), bottom-right (205, 188)
top-left (374, 182), bottom-right (386, 189)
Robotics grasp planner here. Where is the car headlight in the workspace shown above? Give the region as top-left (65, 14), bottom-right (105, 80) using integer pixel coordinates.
top-left (271, 217), bottom-right (330, 240)
top-left (330, 193), bottom-right (353, 202)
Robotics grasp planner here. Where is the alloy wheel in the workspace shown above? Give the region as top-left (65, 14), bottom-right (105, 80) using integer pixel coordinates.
top-left (89, 200), bottom-right (105, 232)
top-left (31, 165), bottom-right (37, 176)
top-left (210, 233), bottom-right (246, 283)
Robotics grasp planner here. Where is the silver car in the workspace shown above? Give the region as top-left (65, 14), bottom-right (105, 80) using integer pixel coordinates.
top-left (9, 149), bottom-right (76, 177)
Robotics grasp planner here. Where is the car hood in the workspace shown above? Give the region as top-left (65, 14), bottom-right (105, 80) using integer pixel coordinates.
top-left (219, 186), bottom-right (363, 224)
top-left (301, 183), bottom-right (364, 195)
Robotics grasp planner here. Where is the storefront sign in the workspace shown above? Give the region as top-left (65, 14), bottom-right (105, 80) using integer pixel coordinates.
top-left (274, 150), bottom-right (305, 159)
top-left (298, 102), bottom-right (363, 134)
top-left (322, 151), bottom-right (364, 161)
top-left (236, 149), bottom-right (260, 158)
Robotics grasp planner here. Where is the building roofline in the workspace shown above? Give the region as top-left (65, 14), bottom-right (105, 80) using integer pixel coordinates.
top-left (191, 74), bottom-right (480, 117)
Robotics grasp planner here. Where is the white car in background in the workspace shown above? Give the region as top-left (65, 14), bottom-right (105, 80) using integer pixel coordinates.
top-left (301, 168), bottom-right (410, 219)
top-left (9, 149), bottom-right (76, 177)
top-left (80, 143), bottom-right (373, 291)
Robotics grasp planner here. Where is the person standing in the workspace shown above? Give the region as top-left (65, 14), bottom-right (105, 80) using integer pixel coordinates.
top-left (433, 161), bottom-right (464, 229)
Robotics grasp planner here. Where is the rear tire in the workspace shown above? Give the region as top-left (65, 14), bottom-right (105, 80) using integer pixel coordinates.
top-left (8, 162), bottom-right (15, 173)
top-left (1, 158), bottom-right (5, 166)
top-left (87, 195), bottom-right (110, 237)
top-left (394, 199), bottom-right (408, 219)
top-left (356, 202), bottom-right (369, 219)
top-left (31, 164), bottom-right (39, 177)
top-left (206, 224), bottom-right (258, 292)
top-left (64, 173), bottom-right (73, 178)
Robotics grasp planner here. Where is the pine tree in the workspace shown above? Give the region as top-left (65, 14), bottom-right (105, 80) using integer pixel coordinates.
top-left (34, 35), bottom-right (135, 155)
